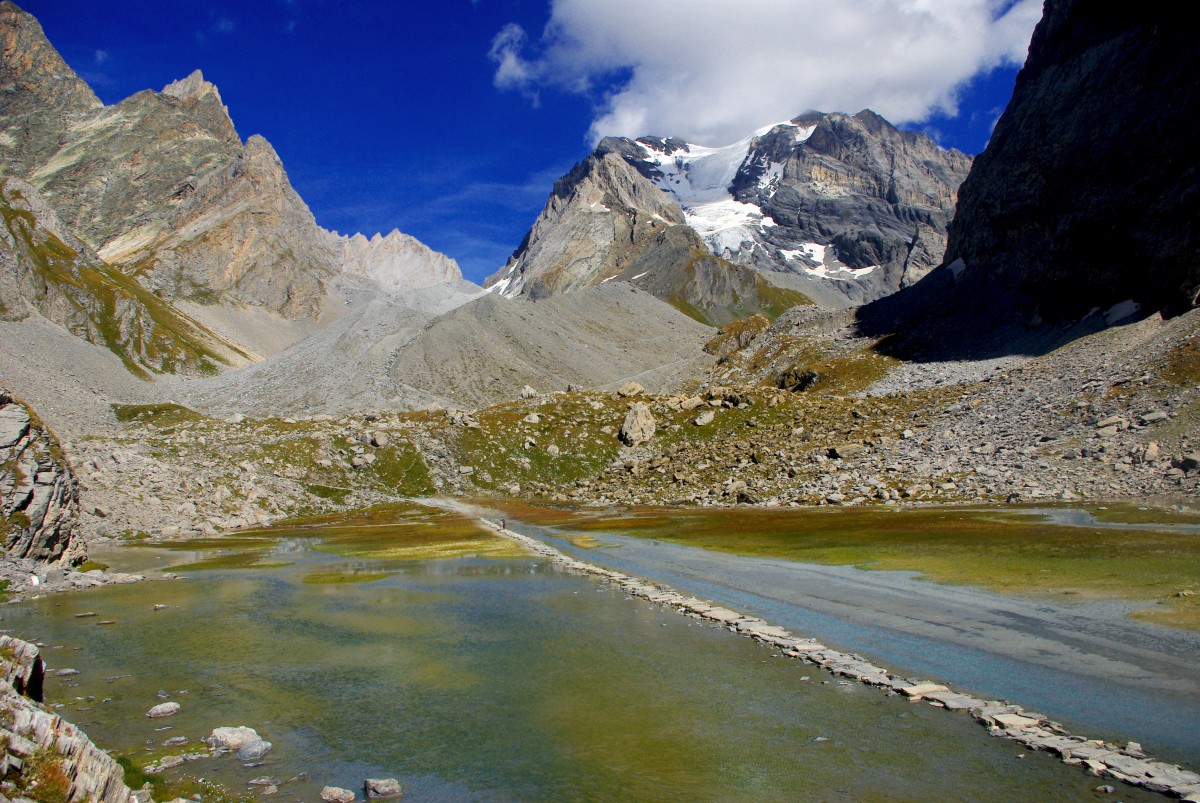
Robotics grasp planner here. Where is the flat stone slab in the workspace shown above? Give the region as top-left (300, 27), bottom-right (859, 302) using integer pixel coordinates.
top-left (899, 682), bottom-right (949, 698)
top-left (992, 712), bottom-right (1041, 729)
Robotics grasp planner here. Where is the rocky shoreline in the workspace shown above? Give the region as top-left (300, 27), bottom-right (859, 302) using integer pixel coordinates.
top-left (1, 635), bottom-right (138, 802)
top-left (483, 516), bottom-right (1200, 800)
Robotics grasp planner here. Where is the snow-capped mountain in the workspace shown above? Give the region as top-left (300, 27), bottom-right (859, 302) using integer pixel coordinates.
top-left (489, 110), bottom-right (971, 309)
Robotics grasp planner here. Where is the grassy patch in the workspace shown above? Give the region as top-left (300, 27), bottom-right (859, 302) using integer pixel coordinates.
top-left (498, 502), bottom-right (1200, 628)
top-left (76, 560), bottom-right (109, 572)
top-left (1161, 335), bottom-right (1200, 385)
top-left (111, 403), bottom-right (205, 425)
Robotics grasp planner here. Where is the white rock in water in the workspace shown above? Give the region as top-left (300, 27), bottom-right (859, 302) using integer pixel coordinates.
top-left (146, 702), bottom-right (180, 718)
top-left (206, 726), bottom-right (262, 751)
top-left (321, 787), bottom-right (356, 803)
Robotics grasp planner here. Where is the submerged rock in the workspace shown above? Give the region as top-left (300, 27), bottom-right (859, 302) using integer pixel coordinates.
top-left (237, 738), bottom-right (273, 760)
top-left (321, 787), bottom-right (356, 803)
top-left (364, 778), bottom-right (403, 800)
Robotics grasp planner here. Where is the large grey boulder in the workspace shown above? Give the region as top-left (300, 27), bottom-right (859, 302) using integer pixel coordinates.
top-left (619, 403), bottom-right (657, 446)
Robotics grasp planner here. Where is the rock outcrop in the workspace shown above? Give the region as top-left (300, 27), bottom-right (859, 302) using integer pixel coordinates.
top-left (0, 387), bottom-right (85, 564)
top-left (923, 0), bottom-right (1199, 325)
top-left (333, 228), bottom-right (462, 290)
top-left (1, 635), bottom-right (137, 803)
top-left (490, 110), bottom-right (970, 312)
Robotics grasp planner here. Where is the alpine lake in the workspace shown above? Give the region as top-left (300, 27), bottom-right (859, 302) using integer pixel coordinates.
top-left (3, 500), bottom-right (1189, 802)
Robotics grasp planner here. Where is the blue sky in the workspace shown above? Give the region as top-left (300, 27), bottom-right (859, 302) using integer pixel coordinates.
top-left (19, 0), bottom-right (1039, 285)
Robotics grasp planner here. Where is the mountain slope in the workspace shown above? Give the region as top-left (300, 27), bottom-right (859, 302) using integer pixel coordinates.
top-left (941, 0), bottom-right (1199, 321)
top-left (0, 178), bottom-right (252, 377)
top-left (0, 3), bottom-right (464, 328)
top-left (332, 229), bottom-right (462, 291)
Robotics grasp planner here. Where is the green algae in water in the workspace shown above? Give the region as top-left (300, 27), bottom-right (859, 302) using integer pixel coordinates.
top-left (4, 538), bottom-right (1159, 802)
top-left (303, 570), bottom-right (396, 584)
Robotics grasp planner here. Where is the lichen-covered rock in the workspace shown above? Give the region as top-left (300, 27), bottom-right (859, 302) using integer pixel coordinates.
top-left (0, 387), bottom-right (85, 565)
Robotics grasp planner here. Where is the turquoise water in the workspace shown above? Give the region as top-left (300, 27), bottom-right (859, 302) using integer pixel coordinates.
top-left (1, 538), bottom-right (1155, 801)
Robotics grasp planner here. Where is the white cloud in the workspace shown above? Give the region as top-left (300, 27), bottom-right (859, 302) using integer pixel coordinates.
top-left (489, 0), bottom-right (1042, 146)
top-left (93, 49), bottom-right (110, 65)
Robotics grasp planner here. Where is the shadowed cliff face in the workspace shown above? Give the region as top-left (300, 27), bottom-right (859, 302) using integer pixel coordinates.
top-left (943, 0), bottom-right (1200, 320)
top-left (859, 0), bottom-right (1200, 359)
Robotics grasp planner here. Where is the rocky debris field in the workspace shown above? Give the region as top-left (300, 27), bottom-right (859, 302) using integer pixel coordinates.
top-left (44, 307), bottom-right (1200, 547)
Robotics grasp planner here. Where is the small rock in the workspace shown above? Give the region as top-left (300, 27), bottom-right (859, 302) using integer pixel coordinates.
top-left (523, 413), bottom-right (541, 424)
top-left (364, 778), bottom-right (403, 800)
top-left (693, 410), bottom-right (715, 427)
top-left (146, 702), bottom-right (181, 718)
top-left (616, 380), bottom-right (645, 398)
top-left (322, 787), bottom-right (356, 803)
top-left (370, 432), bottom-right (390, 449)
top-left (55, 668), bottom-right (79, 677)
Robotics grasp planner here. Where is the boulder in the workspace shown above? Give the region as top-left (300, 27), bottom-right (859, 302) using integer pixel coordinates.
top-left (369, 432), bottom-right (390, 448)
top-left (619, 403), bottom-right (656, 446)
top-left (617, 380), bottom-right (644, 398)
top-left (206, 726), bottom-right (262, 752)
top-left (364, 778), bottom-right (403, 800)
top-left (237, 739), bottom-right (273, 760)
top-left (520, 385), bottom-right (538, 399)
top-left (693, 410), bottom-right (715, 426)
top-left (321, 787), bottom-right (356, 803)
top-left (523, 413), bottom-right (541, 424)
top-left (827, 443), bottom-right (866, 460)
top-left (146, 702), bottom-right (180, 718)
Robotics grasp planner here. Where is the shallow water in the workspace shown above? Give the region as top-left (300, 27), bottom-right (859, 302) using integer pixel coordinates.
top-left (2, 537), bottom-right (1158, 801)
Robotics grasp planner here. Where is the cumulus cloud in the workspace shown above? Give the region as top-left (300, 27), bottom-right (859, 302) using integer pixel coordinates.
top-left (489, 0), bottom-right (1042, 146)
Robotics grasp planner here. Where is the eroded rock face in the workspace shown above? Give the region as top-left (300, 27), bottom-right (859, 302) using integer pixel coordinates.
top-left (943, 0), bottom-right (1200, 319)
top-left (334, 229), bottom-right (462, 291)
top-left (0, 387), bottom-right (85, 565)
top-left (0, 178), bottom-right (250, 376)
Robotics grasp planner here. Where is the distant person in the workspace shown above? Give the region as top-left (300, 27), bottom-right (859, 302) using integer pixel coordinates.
top-left (501, 518), bottom-right (506, 530)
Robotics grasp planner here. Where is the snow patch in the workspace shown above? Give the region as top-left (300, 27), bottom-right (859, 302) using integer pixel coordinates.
top-left (1104, 299), bottom-right (1140, 325)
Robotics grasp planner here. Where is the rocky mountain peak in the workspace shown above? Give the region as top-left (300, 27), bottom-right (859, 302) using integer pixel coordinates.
top-left (504, 109), bottom-right (970, 310)
top-left (333, 228), bottom-right (462, 291)
top-left (162, 69), bottom-right (220, 102)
